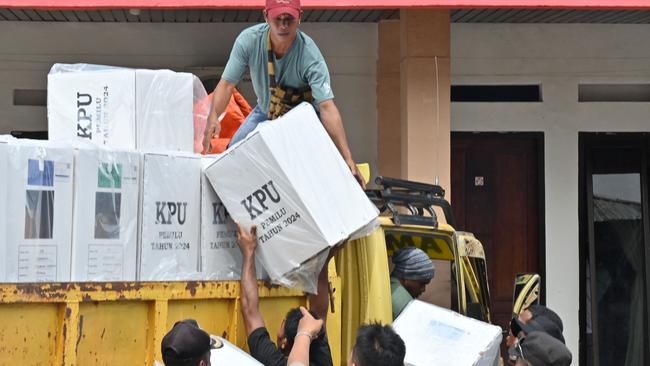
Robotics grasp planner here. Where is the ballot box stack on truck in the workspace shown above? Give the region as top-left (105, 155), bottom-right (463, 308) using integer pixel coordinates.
top-left (0, 65), bottom-right (377, 286)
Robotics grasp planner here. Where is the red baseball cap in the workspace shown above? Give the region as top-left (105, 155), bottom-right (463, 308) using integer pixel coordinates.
top-left (266, 0), bottom-right (301, 19)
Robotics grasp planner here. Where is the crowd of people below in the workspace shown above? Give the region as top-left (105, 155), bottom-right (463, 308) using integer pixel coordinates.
top-left (158, 222), bottom-right (572, 366)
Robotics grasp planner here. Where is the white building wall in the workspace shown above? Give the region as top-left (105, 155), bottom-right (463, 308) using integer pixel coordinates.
top-left (452, 23), bottom-right (650, 363)
top-left (0, 21), bottom-right (377, 171)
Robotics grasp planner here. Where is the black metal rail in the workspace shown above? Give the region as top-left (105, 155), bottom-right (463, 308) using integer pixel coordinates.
top-left (366, 176), bottom-right (457, 229)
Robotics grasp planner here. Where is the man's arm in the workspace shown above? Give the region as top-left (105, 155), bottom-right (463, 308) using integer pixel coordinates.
top-left (287, 307), bottom-right (324, 366)
top-left (202, 79), bottom-right (237, 153)
top-left (236, 223), bottom-right (265, 336)
top-left (309, 245), bottom-right (342, 325)
top-left (318, 100), bottom-right (365, 188)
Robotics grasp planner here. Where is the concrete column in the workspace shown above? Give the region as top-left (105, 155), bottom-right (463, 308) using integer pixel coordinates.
top-left (377, 20), bottom-right (402, 179)
top-left (399, 9), bottom-right (451, 194)
top-left (377, 10), bottom-right (452, 308)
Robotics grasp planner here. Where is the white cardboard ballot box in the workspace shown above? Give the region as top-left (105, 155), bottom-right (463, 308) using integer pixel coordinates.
top-left (140, 152), bottom-right (201, 280)
top-left (200, 157), bottom-right (268, 280)
top-left (204, 102), bottom-right (378, 285)
top-left (47, 66), bottom-right (137, 149)
top-left (210, 336), bottom-right (263, 366)
top-left (200, 156), bottom-right (241, 280)
top-left (47, 64), bottom-right (195, 152)
top-left (71, 147), bottom-right (141, 281)
top-left (393, 300), bottom-right (502, 366)
top-left (5, 140), bottom-right (74, 282)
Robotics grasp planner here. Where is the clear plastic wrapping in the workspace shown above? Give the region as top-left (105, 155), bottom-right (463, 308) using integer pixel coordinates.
top-left (393, 300), bottom-right (503, 366)
top-left (0, 136), bottom-right (10, 282)
top-left (204, 103), bottom-right (378, 292)
top-left (71, 143), bottom-right (141, 281)
top-left (4, 139), bottom-right (75, 282)
top-left (140, 152), bottom-right (202, 281)
top-left (47, 63), bottom-right (208, 153)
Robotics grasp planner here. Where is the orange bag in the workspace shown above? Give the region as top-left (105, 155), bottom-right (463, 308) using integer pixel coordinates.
top-left (208, 89), bottom-right (252, 154)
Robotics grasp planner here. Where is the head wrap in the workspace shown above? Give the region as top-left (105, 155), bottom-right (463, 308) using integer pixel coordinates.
top-left (391, 247), bottom-right (435, 282)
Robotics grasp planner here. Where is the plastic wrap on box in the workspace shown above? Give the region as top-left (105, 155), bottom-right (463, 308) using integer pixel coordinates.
top-left (393, 300), bottom-right (502, 366)
top-left (48, 64), bottom-right (136, 148)
top-left (210, 336), bottom-right (263, 365)
top-left (47, 63), bottom-right (208, 153)
top-left (204, 103), bottom-right (378, 291)
top-left (71, 146), bottom-right (141, 281)
top-left (0, 138), bottom-right (9, 282)
top-left (135, 69), bottom-right (196, 152)
top-left (5, 139), bottom-right (74, 282)
top-left (140, 153), bottom-right (201, 281)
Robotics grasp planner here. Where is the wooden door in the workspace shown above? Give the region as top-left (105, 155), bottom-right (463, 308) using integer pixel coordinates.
top-left (451, 133), bottom-right (542, 332)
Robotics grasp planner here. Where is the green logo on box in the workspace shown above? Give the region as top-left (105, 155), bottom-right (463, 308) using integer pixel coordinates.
top-left (98, 163), bottom-right (122, 189)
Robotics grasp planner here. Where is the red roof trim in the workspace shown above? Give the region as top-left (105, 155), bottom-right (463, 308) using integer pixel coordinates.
top-left (2, 0), bottom-right (650, 10)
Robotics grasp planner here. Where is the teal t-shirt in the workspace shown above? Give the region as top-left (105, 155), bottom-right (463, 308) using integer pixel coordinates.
top-left (391, 276), bottom-right (414, 320)
top-left (222, 23), bottom-right (334, 114)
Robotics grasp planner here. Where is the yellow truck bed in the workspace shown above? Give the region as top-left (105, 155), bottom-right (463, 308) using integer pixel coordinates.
top-left (0, 273), bottom-right (343, 366)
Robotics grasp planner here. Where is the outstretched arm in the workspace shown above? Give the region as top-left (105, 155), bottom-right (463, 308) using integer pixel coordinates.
top-left (236, 223), bottom-right (265, 336)
top-left (319, 100), bottom-right (365, 188)
top-left (202, 79), bottom-right (237, 153)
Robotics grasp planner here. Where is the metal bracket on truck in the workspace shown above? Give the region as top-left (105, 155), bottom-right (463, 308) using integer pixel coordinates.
top-left (366, 176), bottom-right (457, 228)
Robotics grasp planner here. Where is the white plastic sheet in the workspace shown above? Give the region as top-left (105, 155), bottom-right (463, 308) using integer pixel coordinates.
top-left (47, 63), bottom-right (207, 152)
top-left (140, 152), bottom-right (202, 281)
top-left (205, 103), bottom-right (378, 292)
top-left (210, 336), bottom-right (263, 365)
top-left (71, 145), bottom-right (141, 281)
top-left (393, 300), bottom-right (503, 366)
top-left (4, 139), bottom-right (74, 282)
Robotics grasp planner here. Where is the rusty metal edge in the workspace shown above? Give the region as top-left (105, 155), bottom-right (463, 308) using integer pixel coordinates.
top-left (0, 281), bottom-right (304, 304)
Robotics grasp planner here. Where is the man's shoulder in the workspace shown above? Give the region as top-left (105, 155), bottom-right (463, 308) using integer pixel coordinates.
top-left (297, 30), bottom-right (325, 61)
top-left (390, 277), bottom-right (412, 300)
top-left (237, 23), bottom-right (269, 44)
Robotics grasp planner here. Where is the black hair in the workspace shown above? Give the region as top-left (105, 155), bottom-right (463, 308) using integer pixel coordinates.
top-left (352, 323), bottom-right (405, 366)
top-left (283, 307), bottom-right (321, 347)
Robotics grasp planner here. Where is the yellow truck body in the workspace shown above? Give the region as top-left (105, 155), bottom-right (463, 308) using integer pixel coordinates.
top-left (0, 272), bottom-right (342, 366)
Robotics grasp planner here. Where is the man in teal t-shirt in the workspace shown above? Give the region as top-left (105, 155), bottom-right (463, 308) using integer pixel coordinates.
top-left (202, 0), bottom-right (363, 187)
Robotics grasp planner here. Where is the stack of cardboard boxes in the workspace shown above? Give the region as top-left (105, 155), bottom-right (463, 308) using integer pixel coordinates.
top-left (0, 65), bottom-right (378, 286)
top-left (47, 64), bottom-right (197, 152)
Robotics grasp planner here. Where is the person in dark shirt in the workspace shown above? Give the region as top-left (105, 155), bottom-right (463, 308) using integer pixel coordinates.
top-left (161, 319), bottom-right (221, 366)
top-left (236, 223), bottom-right (334, 366)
